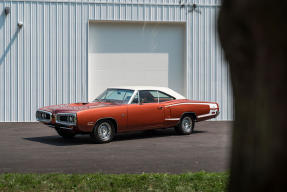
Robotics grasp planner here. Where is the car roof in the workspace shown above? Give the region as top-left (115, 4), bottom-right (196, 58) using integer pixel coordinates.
top-left (109, 86), bottom-right (186, 100)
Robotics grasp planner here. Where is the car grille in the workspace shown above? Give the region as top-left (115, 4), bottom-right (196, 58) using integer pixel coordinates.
top-left (56, 113), bottom-right (77, 126)
top-left (57, 115), bottom-right (68, 122)
top-left (36, 110), bottom-right (52, 123)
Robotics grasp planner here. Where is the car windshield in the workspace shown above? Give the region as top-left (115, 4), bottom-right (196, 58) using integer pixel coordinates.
top-left (94, 89), bottom-right (134, 104)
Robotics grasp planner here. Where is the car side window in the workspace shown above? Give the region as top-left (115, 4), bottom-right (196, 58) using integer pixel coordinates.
top-left (123, 91), bottom-right (134, 104)
top-left (131, 92), bottom-right (139, 104)
top-left (139, 90), bottom-right (158, 103)
top-left (158, 91), bottom-right (175, 102)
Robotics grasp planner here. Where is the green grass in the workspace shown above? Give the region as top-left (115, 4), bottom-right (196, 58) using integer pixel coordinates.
top-left (0, 171), bottom-right (228, 192)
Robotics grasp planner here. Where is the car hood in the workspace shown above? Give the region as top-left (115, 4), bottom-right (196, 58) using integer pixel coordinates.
top-left (39, 102), bottom-right (122, 114)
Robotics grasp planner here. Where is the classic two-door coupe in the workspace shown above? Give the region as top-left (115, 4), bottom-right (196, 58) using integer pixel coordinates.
top-left (36, 86), bottom-right (219, 143)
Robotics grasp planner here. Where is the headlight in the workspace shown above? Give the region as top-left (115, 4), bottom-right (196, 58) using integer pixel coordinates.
top-left (56, 113), bottom-right (77, 126)
top-left (68, 116), bottom-right (74, 122)
top-left (36, 110), bottom-right (52, 123)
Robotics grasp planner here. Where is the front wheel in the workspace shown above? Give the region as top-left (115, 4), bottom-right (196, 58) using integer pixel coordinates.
top-left (90, 120), bottom-right (115, 143)
top-left (175, 116), bottom-right (195, 135)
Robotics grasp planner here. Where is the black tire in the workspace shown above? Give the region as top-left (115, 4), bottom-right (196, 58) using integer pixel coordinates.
top-left (175, 116), bottom-right (195, 135)
top-left (90, 120), bottom-right (115, 143)
top-left (56, 128), bottom-right (76, 139)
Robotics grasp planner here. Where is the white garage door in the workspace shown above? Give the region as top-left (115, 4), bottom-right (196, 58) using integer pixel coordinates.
top-left (88, 22), bottom-right (186, 101)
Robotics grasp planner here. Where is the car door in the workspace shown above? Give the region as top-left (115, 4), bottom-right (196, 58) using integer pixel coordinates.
top-left (127, 90), bottom-right (165, 130)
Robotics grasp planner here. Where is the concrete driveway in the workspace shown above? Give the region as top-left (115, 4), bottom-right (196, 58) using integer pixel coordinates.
top-left (0, 121), bottom-right (232, 174)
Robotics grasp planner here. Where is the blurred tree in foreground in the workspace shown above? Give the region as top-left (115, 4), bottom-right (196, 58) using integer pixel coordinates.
top-left (218, 0), bottom-right (287, 191)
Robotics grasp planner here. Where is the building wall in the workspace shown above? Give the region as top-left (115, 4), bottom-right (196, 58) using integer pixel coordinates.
top-left (0, 0), bottom-right (233, 121)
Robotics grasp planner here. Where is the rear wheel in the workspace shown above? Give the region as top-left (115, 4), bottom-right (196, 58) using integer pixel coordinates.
top-left (175, 116), bottom-right (195, 135)
top-left (90, 120), bottom-right (115, 143)
top-left (56, 128), bottom-right (76, 139)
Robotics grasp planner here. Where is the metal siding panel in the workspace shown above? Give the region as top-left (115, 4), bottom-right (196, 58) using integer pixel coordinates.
top-left (192, 8), bottom-right (196, 100)
top-left (199, 6), bottom-right (203, 100)
top-left (6, 2), bottom-right (12, 121)
top-left (38, 3), bottom-right (44, 112)
top-left (187, 0), bottom-right (232, 120)
top-left (75, 3), bottom-right (80, 102)
top-left (163, 2), bottom-right (167, 20)
top-left (44, 3), bottom-right (50, 108)
top-left (145, 3), bottom-right (150, 21)
top-left (205, 6), bottom-right (209, 101)
top-left (11, 2), bottom-right (18, 121)
top-left (196, 7), bottom-right (199, 100)
top-left (17, 3), bottom-right (23, 121)
top-left (210, 5), bottom-right (214, 103)
top-left (131, 2), bottom-right (137, 20)
top-left (0, 0), bottom-right (232, 121)
top-left (151, 4), bottom-right (155, 21)
top-left (120, 0), bottom-right (123, 20)
top-left (90, 4), bottom-right (95, 19)
top-left (107, 4), bottom-right (113, 20)
top-left (50, 3), bottom-right (57, 105)
top-left (101, 2), bottom-right (107, 20)
top-left (30, 2), bottom-right (37, 121)
top-left (63, 3), bottom-right (69, 104)
top-left (82, 4), bottom-right (89, 102)
top-left (215, 7), bottom-right (222, 119)
top-left (57, 3), bottom-right (63, 105)
top-left (157, 2), bottom-right (162, 21)
top-left (174, 2), bottom-right (179, 21)
top-left (73, 3), bottom-right (77, 102)
top-left (23, 2), bottom-right (31, 121)
top-left (0, 3), bottom-right (4, 121)
top-left (127, 4), bottom-right (132, 21)
top-left (5, 1), bottom-right (11, 121)
top-left (138, 5), bottom-right (143, 20)
top-left (169, 3), bottom-right (173, 21)
top-left (70, 3), bottom-right (75, 102)
top-left (211, 5), bottom-right (217, 106)
top-left (186, 9), bottom-right (190, 98)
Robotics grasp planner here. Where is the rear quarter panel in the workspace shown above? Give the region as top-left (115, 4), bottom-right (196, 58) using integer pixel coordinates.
top-left (166, 100), bottom-right (211, 120)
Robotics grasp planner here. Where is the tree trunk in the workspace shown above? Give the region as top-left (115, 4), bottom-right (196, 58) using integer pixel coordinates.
top-left (218, 0), bottom-right (287, 191)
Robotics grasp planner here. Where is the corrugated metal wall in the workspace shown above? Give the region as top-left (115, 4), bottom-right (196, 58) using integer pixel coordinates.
top-left (0, 0), bottom-right (233, 121)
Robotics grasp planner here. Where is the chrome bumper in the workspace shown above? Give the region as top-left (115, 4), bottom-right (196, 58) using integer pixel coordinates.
top-left (47, 124), bottom-right (73, 130)
top-left (215, 111), bottom-right (220, 118)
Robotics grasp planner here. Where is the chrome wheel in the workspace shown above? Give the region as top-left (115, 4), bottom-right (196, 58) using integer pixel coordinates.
top-left (175, 115), bottom-right (195, 135)
top-left (91, 120), bottom-right (115, 143)
top-left (181, 116), bottom-right (192, 133)
top-left (97, 122), bottom-right (112, 141)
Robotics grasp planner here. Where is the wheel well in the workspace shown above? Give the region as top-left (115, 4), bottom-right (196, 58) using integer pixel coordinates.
top-left (95, 118), bottom-right (118, 133)
top-left (181, 112), bottom-right (197, 121)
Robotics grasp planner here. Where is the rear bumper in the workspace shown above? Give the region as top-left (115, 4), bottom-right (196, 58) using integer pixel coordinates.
top-left (215, 111), bottom-right (220, 118)
top-left (196, 111), bottom-right (220, 122)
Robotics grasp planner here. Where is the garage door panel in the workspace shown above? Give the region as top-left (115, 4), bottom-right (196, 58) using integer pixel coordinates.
top-left (88, 22), bottom-right (185, 101)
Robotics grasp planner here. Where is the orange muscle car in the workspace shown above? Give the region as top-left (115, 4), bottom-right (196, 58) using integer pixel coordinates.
top-left (36, 86), bottom-right (219, 143)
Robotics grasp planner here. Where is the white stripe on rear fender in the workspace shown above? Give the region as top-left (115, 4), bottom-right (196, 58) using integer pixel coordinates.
top-left (197, 114), bottom-right (215, 118)
top-left (165, 103), bottom-right (217, 108)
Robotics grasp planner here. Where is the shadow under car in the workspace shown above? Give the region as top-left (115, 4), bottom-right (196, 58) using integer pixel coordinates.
top-left (23, 128), bottom-right (206, 146)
